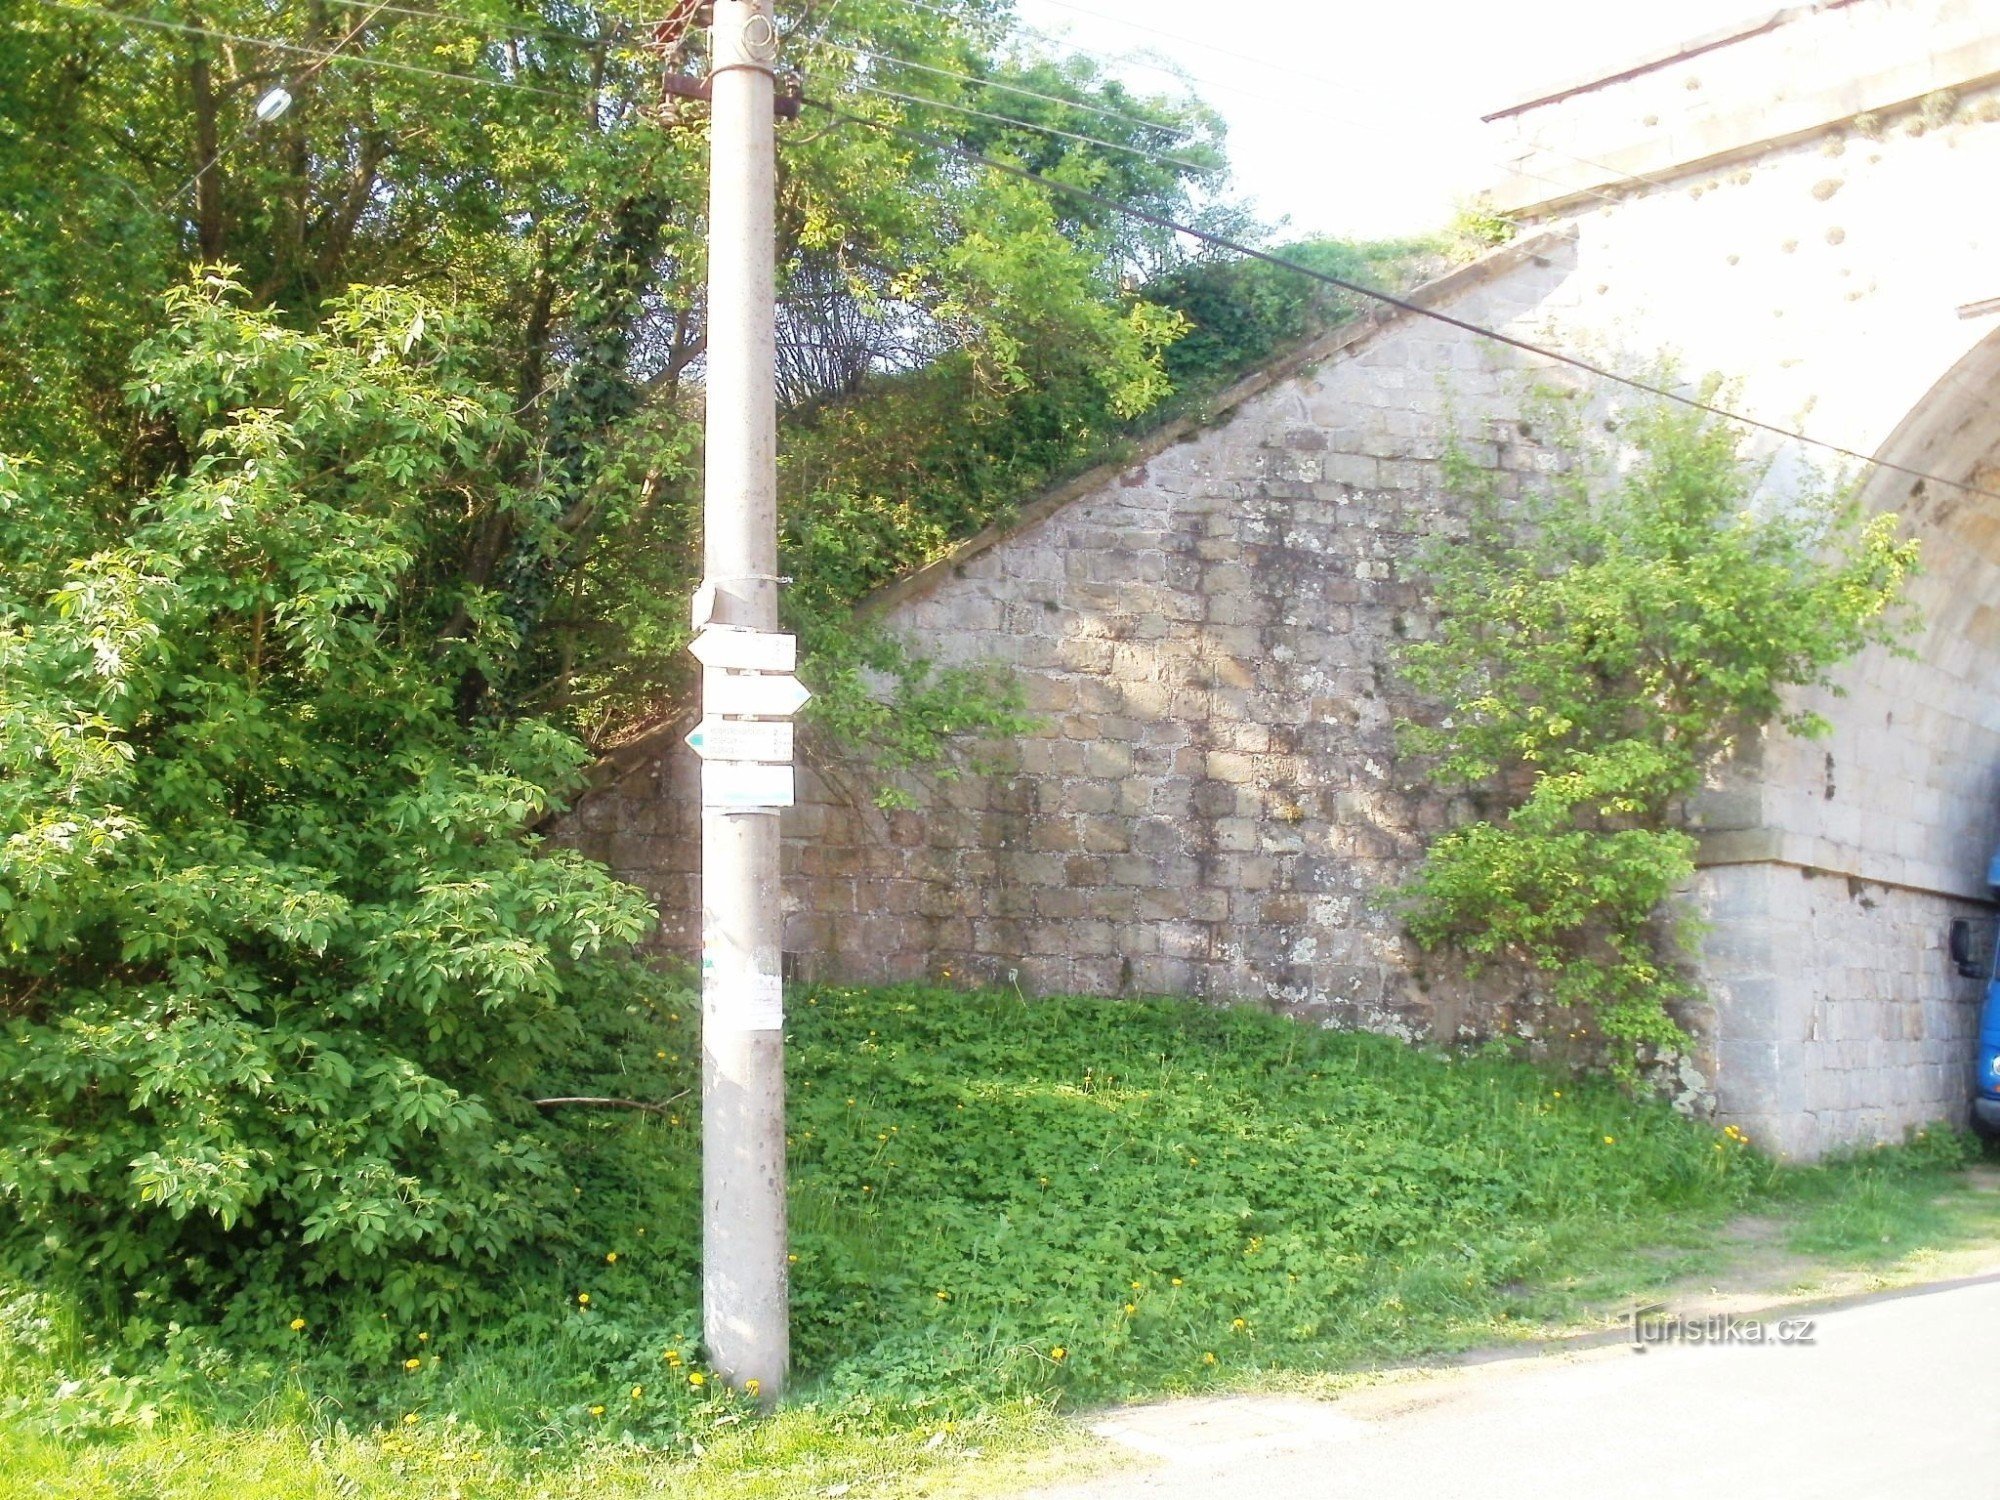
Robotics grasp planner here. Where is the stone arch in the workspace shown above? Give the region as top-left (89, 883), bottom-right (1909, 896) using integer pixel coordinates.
top-left (1697, 325), bottom-right (2000, 1156)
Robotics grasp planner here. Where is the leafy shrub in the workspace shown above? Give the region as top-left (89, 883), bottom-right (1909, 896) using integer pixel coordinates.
top-left (1396, 390), bottom-right (1918, 1074)
top-left (0, 276), bottom-right (671, 1345)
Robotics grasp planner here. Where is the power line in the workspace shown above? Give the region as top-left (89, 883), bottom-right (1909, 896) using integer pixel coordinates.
top-left (319, 0), bottom-right (639, 52)
top-left (1018, 0), bottom-right (1674, 197)
top-left (165, 0), bottom-right (391, 212)
top-left (896, 0), bottom-right (1668, 208)
top-left (37, 1), bottom-right (582, 100)
top-left (854, 80), bottom-right (1217, 176)
top-left (811, 34), bottom-right (1212, 153)
top-left (807, 94), bottom-right (2000, 509)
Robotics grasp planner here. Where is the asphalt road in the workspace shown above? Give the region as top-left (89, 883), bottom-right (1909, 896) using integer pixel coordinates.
top-left (1023, 1277), bottom-right (2000, 1500)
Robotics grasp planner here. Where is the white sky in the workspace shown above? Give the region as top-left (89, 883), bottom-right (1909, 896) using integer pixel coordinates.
top-left (1012, 0), bottom-right (1783, 240)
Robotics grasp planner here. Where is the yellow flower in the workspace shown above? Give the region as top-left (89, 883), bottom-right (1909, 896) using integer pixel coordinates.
top-left (289, 1318), bottom-right (306, 1332)
top-left (606, 1252), bottom-right (619, 1264)
top-left (936, 1290), bottom-right (951, 1301)
top-left (745, 1378), bottom-right (761, 1397)
top-left (1123, 1303), bottom-right (1137, 1316)
top-left (403, 1413), bottom-right (419, 1426)
top-left (689, 1372), bottom-right (706, 1387)
top-left (1231, 1318), bottom-right (1247, 1331)
top-left (664, 1349), bottom-right (682, 1365)
top-left (1203, 1351), bottom-right (1217, 1365)
top-left (1552, 1090), bottom-right (1562, 1098)
top-left (1171, 1278), bottom-right (1183, 1288)
top-left (417, 1331), bottom-right (428, 1342)
top-left (787, 1253), bottom-right (799, 1263)
top-left (577, 1293), bottom-right (591, 1306)
top-left (1050, 1346), bottom-right (1067, 1362)
top-left (846, 1098), bottom-right (856, 1106)
top-left (1187, 1156), bottom-right (1199, 1166)
top-left (631, 1385), bottom-right (644, 1400)
top-left (1130, 1281), bottom-right (1144, 1291)
top-left (404, 1358), bottom-right (422, 1371)
top-left (862, 1185), bottom-right (873, 1193)
top-left (1602, 1136), bottom-right (1616, 1145)
top-left (668, 1013), bottom-right (680, 1022)
top-left (590, 1405), bottom-right (606, 1417)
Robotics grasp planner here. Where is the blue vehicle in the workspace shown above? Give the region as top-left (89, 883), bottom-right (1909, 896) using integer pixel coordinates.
top-left (1949, 853), bottom-right (2000, 1140)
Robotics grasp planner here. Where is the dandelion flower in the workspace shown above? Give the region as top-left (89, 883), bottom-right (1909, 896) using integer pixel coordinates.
top-left (417, 1331), bottom-right (428, 1342)
top-left (936, 1290), bottom-right (951, 1301)
top-left (403, 1413), bottom-right (419, 1425)
top-left (664, 1349), bottom-right (682, 1365)
top-left (289, 1318), bottom-right (306, 1332)
top-left (1130, 1281), bottom-right (1143, 1291)
top-left (1231, 1318), bottom-right (1247, 1331)
top-left (1171, 1278), bottom-right (1183, 1288)
top-left (578, 1293), bottom-right (591, 1306)
top-left (1602, 1136), bottom-right (1616, 1145)
top-left (689, 1372), bottom-right (706, 1387)
top-left (590, 1405), bottom-right (606, 1417)
top-left (1203, 1352), bottom-right (1217, 1365)
top-left (1050, 1346), bottom-right (1067, 1362)
top-left (631, 1385), bottom-right (643, 1400)
top-left (606, 1252), bottom-right (619, 1264)
top-left (1123, 1303), bottom-right (1136, 1316)
top-left (745, 1378), bottom-right (761, 1397)
top-left (404, 1358), bottom-right (422, 1371)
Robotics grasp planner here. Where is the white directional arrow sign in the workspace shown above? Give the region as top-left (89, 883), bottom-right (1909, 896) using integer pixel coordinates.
top-left (703, 665), bottom-right (810, 719)
top-left (686, 718), bottom-right (794, 763)
top-left (703, 762), bottom-right (795, 809)
top-left (690, 625), bottom-right (797, 674)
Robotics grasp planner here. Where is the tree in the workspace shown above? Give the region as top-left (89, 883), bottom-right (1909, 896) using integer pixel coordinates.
top-left (1396, 389), bottom-right (1918, 1077)
top-left (1, 0), bottom-right (1230, 750)
top-left (0, 279), bottom-right (674, 1343)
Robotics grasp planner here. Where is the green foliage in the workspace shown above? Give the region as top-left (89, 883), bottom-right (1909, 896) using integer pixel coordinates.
top-left (1149, 238), bottom-right (1430, 393)
top-left (2, 0), bottom-right (1238, 765)
top-left (8, 984), bottom-right (1992, 1496)
top-left (1397, 391), bottom-right (1919, 1074)
top-left (0, 276), bottom-right (674, 1340)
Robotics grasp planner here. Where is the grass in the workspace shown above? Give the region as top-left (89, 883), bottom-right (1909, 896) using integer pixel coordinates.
top-left (3, 984), bottom-right (1994, 1499)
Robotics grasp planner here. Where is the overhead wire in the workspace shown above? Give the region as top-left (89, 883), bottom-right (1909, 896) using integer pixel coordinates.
top-left (37, 1), bottom-right (584, 99)
top-left (34, 0), bottom-right (1991, 504)
top-left (163, 0), bottom-right (391, 212)
top-left (890, 0), bottom-right (1669, 208)
top-left (845, 80), bottom-right (1216, 174)
top-left (809, 34), bottom-right (1212, 152)
top-left (805, 93), bottom-right (2000, 508)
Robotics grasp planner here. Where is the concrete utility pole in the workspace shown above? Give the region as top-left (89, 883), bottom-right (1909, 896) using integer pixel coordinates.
top-left (697, 0), bottom-right (790, 1399)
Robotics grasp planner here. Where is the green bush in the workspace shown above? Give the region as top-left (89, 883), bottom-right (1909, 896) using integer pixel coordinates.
top-left (1397, 391), bottom-right (1918, 1074)
top-left (0, 276), bottom-right (671, 1348)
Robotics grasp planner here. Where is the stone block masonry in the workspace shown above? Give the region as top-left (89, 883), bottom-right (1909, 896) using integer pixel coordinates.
top-left (566, 2), bottom-right (2000, 1158)
top-left (563, 235), bottom-right (1587, 1054)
